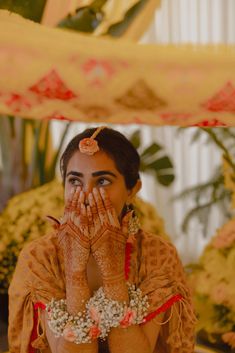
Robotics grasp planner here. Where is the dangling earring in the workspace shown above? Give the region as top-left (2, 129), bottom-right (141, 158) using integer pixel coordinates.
top-left (126, 204), bottom-right (140, 237)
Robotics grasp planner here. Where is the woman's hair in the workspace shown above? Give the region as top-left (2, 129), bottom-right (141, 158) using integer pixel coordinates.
top-left (60, 127), bottom-right (140, 189)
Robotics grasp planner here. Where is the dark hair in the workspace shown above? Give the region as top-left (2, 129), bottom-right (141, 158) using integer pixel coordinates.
top-left (60, 127), bottom-right (140, 189)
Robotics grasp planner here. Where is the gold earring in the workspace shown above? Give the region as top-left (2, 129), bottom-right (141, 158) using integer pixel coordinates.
top-left (127, 206), bottom-right (140, 235)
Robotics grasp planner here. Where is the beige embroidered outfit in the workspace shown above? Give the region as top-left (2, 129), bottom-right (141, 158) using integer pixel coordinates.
top-left (8, 230), bottom-right (196, 353)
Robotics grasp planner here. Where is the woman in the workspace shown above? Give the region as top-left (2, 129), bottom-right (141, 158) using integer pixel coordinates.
top-left (8, 126), bottom-right (196, 353)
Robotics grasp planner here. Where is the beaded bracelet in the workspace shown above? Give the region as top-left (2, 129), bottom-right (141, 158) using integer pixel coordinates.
top-left (46, 283), bottom-right (149, 344)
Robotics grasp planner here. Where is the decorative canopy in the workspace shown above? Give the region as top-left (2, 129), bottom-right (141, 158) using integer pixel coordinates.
top-left (0, 10), bottom-right (235, 126)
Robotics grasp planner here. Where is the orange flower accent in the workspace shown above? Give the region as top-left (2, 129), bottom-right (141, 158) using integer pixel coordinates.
top-left (120, 308), bottom-right (136, 328)
top-left (212, 219), bottom-right (235, 249)
top-left (79, 138), bottom-right (99, 155)
top-left (63, 323), bottom-right (76, 342)
top-left (89, 305), bottom-right (101, 324)
top-left (89, 325), bottom-right (101, 339)
top-left (222, 332), bottom-right (235, 348)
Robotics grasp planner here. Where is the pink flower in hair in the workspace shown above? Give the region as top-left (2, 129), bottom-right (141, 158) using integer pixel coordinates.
top-left (79, 138), bottom-right (99, 155)
top-left (120, 308), bottom-right (136, 328)
top-left (63, 323), bottom-right (76, 342)
top-left (89, 325), bottom-right (101, 339)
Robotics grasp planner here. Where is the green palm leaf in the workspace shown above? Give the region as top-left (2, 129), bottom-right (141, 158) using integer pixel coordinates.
top-left (129, 130), bottom-right (175, 187)
top-left (0, 0), bottom-right (46, 22)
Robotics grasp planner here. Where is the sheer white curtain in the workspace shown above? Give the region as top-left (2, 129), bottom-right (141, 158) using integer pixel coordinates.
top-left (141, 0), bottom-right (235, 45)
top-left (138, 0), bottom-right (235, 263)
top-left (139, 126), bottom-right (222, 263)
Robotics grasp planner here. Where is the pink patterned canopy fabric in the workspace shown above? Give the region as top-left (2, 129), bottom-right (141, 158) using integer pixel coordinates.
top-left (0, 10), bottom-right (235, 126)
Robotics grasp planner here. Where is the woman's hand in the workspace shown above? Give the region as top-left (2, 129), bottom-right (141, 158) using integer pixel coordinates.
top-left (87, 187), bottom-right (131, 301)
top-left (59, 187), bottom-right (90, 274)
top-left (57, 187), bottom-right (91, 314)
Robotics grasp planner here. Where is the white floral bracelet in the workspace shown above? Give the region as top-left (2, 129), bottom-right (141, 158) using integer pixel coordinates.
top-left (46, 283), bottom-right (149, 344)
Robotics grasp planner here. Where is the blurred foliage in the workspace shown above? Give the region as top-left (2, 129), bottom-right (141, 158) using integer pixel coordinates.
top-left (107, 0), bottom-right (148, 37)
top-left (188, 217), bottom-right (235, 349)
top-left (0, 117), bottom-right (71, 211)
top-left (58, 0), bottom-right (149, 37)
top-left (0, 0), bottom-right (46, 22)
top-left (130, 130), bottom-right (174, 187)
top-left (58, 0), bottom-right (106, 32)
top-left (174, 128), bottom-right (235, 235)
top-left (0, 0), bottom-right (152, 37)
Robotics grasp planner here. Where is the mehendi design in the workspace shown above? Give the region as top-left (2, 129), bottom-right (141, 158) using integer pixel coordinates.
top-left (88, 188), bottom-right (131, 301)
top-left (56, 188), bottom-right (91, 314)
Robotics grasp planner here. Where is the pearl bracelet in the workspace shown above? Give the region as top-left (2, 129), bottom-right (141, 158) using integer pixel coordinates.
top-left (46, 283), bottom-right (149, 344)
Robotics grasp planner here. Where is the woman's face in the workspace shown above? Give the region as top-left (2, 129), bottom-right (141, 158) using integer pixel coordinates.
top-left (64, 150), bottom-right (138, 218)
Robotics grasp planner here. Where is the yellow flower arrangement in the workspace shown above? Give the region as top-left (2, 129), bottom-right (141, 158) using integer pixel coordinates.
top-left (191, 218), bottom-right (235, 348)
top-left (0, 179), bottom-right (64, 293)
top-left (0, 179), bottom-right (168, 294)
top-left (190, 157), bottom-right (235, 349)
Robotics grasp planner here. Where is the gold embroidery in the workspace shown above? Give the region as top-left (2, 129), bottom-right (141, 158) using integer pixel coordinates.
top-left (115, 79), bottom-right (166, 110)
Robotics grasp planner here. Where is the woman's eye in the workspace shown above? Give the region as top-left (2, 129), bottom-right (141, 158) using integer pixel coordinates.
top-left (68, 178), bottom-right (82, 187)
top-left (97, 178), bottom-right (111, 186)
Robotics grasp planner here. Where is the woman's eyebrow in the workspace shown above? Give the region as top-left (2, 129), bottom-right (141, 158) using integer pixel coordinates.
top-left (92, 171), bottom-right (117, 178)
top-left (66, 171), bottom-right (83, 177)
top-left (66, 171), bottom-right (117, 178)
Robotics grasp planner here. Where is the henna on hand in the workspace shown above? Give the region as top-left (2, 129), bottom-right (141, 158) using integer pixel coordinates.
top-left (59, 188), bottom-right (90, 273)
top-left (88, 187), bottom-right (131, 301)
top-left (53, 187), bottom-right (91, 314)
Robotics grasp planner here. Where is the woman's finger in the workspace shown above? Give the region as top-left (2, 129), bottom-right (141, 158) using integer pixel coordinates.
top-left (71, 187), bottom-right (81, 210)
top-left (70, 187), bottom-right (81, 222)
top-left (100, 188), bottom-right (119, 227)
top-left (65, 187), bottom-right (76, 213)
top-left (99, 187), bottom-right (112, 211)
top-left (93, 188), bottom-right (109, 225)
top-left (87, 205), bottom-right (93, 226)
top-left (87, 205), bottom-right (94, 238)
top-left (45, 215), bottom-right (60, 230)
top-left (88, 192), bottom-right (102, 233)
top-left (72, 204), bottom-right (90, 248)
top-left (80, 203), bottom-right (89, 237)
top-left (71, 190), bottom-right (84, 223)
top-left (78, 190), bottom-right (85, 205)
top-left (71, 203), bottom-right (81, 223)
top-left (88, 192), bottom-right (98, 216)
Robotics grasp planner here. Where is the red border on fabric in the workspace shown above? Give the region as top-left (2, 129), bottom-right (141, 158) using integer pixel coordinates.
top-left (124, 237), bottom-right (184, 325)
top-left (141, 293), bottom-right (183, 324)
top-left (29, 302), bottom-right (46, 353)
top-left (125, 242), bottom-right (133, 280)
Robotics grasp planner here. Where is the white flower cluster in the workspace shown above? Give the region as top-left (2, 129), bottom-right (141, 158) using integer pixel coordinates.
top-left (46, 283), bottom-right (149, 344)
top-left (46, 298), bottom-right (93, 344)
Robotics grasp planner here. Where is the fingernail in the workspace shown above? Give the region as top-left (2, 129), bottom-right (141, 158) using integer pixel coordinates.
top-left (100, 187), bottom-right (105, 194)
top-left (70, 188), bottom-right (75, 194)
top-left (93, 188), bottom-right (98, 194)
